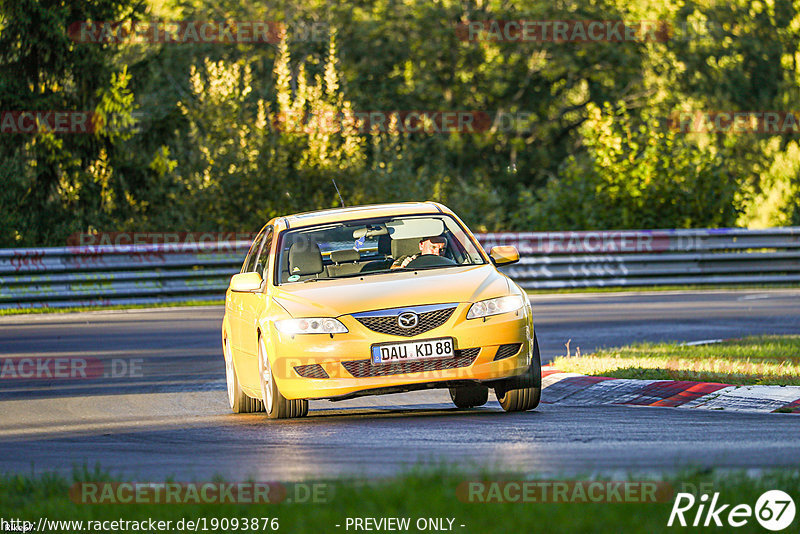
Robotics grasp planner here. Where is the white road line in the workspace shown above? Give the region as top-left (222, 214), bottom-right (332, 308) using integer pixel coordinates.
top-left (680, 339), bottom-right (724, 346)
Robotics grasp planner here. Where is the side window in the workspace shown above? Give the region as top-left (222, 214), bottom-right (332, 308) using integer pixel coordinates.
top-left (254, 227), bottom-right (274, 276)
top-left (241, 227), bottom-right (266, 273)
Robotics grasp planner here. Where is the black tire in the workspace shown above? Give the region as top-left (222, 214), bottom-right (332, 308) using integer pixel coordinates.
top-left (449, 385), bottom-right (489, 408)
top-left (224, 336), bottom-right (263, 413)
top-left (495, 333), bottom-right (542, 412)
top-left (258, 335), bottom-right (308, 419)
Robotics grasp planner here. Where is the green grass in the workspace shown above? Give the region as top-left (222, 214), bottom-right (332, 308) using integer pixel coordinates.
top-left (0, 299), bottom-right (224, 316)
top-left (2, 467), bottom-right (798, 533)
top-left (551, 335), bottom-right (800, 385)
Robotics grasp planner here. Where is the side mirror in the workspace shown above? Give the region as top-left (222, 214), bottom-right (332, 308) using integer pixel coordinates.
top-left (230, 272), bottom-right (263, 292)
top-left (489, 245), bottom-right (520, 266)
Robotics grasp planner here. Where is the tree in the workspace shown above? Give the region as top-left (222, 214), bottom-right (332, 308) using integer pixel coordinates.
top-left (0, 0), bottom-right (144, 246)
top-left (522, 102), bottom-right (739, 230)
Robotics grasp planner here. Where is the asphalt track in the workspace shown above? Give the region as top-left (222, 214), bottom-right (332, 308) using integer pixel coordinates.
top-left (0, 289), bottom-right (798, 480)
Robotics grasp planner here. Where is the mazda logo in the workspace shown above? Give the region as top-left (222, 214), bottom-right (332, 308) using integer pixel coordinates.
top-left (397, 312), bottom-right (419, 329)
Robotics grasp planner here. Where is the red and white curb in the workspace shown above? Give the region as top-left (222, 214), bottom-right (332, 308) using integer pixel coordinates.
top-left (541, 366), bottom-right (800, 414)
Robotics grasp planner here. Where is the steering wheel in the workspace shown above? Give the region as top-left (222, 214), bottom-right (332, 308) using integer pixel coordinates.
top-left (404, 254), bottom-right (456, 269)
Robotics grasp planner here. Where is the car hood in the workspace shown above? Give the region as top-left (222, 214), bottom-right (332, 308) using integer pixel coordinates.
top-left (272, 264), bottom-right (511, 318)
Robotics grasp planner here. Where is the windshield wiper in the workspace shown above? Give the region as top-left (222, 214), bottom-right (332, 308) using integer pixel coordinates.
top-left (302, 271), bottom-right (390, 282)
top-left (299, 264), bottom-right (472, 283)
top-left (399, 264), bottom-right (470, 272)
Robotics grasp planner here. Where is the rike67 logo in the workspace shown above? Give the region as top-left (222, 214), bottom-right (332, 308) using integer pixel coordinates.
top-left (668, 490), bottom-right (796, 530)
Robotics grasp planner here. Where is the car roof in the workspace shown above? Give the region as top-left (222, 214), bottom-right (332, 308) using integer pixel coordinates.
top-left (281, 202), bottom-right (449, 229)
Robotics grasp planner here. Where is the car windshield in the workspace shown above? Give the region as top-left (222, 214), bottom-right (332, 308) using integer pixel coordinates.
top-left (276, 214), bottom-right (487, 284)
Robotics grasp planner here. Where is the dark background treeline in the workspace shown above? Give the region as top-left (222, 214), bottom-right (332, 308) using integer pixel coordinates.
top-left (2, 0), bottom-right (799, 246)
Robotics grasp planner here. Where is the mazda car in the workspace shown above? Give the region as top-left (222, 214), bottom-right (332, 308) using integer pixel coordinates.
top-left (222, 202), bottom-right (541, 418)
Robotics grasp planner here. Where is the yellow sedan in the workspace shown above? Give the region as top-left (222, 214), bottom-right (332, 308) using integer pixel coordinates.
top-left (222, 202), bottom-right (541, 419)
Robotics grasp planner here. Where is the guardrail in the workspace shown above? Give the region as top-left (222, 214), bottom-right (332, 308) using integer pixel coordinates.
top-left (0, 241), bottom-right (251, 310)
top-left (1, 228), bottom-right (798, 309)
top-left (481, 227), bottom-right (800, 289)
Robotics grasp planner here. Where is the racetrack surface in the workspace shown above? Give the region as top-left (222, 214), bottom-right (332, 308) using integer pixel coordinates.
top-left (1, 289), bottom-right (798, 480)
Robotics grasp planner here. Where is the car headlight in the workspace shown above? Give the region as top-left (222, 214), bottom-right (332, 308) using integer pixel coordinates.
top-left (466, 295), bottom-right (524, 320)
top-left (275, 318), bottom-right (348, 335)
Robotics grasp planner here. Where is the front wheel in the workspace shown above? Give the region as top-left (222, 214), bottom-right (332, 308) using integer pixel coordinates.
top-left (494, 333), bottom-right (542, 412)
top-left (224, 337), bottom-right (263, 413)
top-left (258, 335), bottom-right (308, 419)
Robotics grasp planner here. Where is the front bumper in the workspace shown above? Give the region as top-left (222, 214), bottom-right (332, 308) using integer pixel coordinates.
top-left (264, 302), bottom-right (534, 400)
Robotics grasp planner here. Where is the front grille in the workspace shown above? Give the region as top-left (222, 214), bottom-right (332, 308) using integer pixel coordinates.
top-left (354, 307), bottom-right (456, 337)
top-left (341, 347), bottom-right (480, 378)
top-left (294, 364), bottom-right (329, 379)
top-left (494, 343), bottom-right (522, 361)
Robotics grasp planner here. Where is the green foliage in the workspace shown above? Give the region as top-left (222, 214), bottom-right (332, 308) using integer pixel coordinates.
top-left (524, 103), bottom-right (739, 230)
top-left (2, 0), bottom-right (800, 246)
top-left (738, 139), bottom-right (800, 227)
top-left (0, 0), bottom-right (147, 245)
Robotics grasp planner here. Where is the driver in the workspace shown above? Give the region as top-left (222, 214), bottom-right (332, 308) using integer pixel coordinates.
top-left (391, 235), bottom-right (447, 269)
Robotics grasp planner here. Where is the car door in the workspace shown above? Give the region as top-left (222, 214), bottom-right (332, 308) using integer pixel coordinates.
top-left (239, 225), bottom-right (273, 359)
top-left (228, 227), bottom-right (266, 355)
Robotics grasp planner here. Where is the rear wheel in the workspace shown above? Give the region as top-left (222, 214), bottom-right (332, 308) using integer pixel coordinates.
top-left (449, 385), bottom-right (489, 408)
top-left (258, 335), bottom-right (308, 419)
top-left (495, 334), bottom-right (542, 412)
top-left (224, 337), bottom-right (263, 413)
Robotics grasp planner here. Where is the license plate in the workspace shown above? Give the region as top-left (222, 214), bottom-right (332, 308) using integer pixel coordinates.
top-left (371, 337), bottom-right (455, 364)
